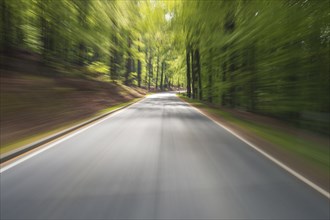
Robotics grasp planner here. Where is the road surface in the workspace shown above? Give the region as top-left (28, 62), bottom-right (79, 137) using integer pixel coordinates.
top-left (1, 93), bottom-right (329, 219)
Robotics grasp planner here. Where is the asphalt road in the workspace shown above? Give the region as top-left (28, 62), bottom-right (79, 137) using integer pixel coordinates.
top-left (1, 93), bottom-right (329, 219)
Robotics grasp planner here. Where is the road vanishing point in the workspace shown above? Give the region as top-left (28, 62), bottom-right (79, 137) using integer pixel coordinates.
top-left (1, 93), bottom-right (329, 219)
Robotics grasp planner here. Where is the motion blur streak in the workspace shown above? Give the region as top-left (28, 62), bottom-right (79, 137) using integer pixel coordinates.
top-left (1, 93), bottom-right (329, 219)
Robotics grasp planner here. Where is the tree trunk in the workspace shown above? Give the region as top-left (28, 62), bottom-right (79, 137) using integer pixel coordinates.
top-left (221, 46), bottom-right (227, 106)
top-left (165, 75), bottom-right (168, 89)
top-left (137, 59), bottom-right (142, 87)
top-left (136, 39), bottom-right (142, 87)
top-left (76, 1), bottom-right (89, 66)
top-left (229, 51), bottom-right (236, 107)
top-left (125, 37), bottom-right (132, 85)
top-left (39, 1), bottom-right (48, 60)
top-left (191, 49), bottom-right (196, 99)
top-left (1, 0), bottom-right (13, 52)
top-left (110, 34), bottom-right (118, 81)
top-left (186, 47), bottom-right (191, 98)
top-left (160, 61), bottom-right (164, 91)
top-left (155, 52), bottom-right (159, 90)
top-left (148, 49), bottom-right (152, 90)
top-left (247, 44), bottom-right (256, 111)
top-left (145, 48), bottom-right (148, 88)
top-left (195, 48), bottom-right (202, 100)
top-left (207, 49), bottom-right (213, 103)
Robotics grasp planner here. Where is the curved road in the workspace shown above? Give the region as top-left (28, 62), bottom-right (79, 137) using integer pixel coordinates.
top-left (1, 93), bottom-right (329, 219)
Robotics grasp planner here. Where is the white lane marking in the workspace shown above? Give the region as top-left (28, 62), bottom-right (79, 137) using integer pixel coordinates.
top-left (0, 98), bottom-right (146, 173)
top-left (180, 97), bottom-right (330, 199)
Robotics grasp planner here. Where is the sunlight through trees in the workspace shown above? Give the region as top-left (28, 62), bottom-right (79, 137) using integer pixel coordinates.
top-left (1, 0), bottom-right (329, 133)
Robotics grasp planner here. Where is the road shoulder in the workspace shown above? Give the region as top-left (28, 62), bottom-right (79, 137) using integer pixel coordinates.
top-left (178, 95), bottom-right (330, 198)
top-left (0, 97), bottom-right (144, 164)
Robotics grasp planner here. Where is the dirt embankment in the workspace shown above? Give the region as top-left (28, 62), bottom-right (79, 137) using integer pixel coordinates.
top-left (0, 54), bottom-right (147, 149)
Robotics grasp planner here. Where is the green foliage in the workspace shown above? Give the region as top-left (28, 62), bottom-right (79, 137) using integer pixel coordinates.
top-left (1, 0), bottom-right (329, 133)
top-left (87, 62), bottom-right (109, 75)
top-left (179, 0), bottom-right (330, 134)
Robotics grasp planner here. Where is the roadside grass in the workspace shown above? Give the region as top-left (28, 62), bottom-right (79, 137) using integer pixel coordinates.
top-left (179, 95), bottom-right (329, 173)
top-left (0, 98), bottom-right (141, 155)
top-left (96, 98), bottom-right (140, 115)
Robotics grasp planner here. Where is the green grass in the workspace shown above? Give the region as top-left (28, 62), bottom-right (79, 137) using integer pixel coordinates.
top-left (96, 98), bottom-right (141, 115)
top-left (179, 94), bottom-right (329, 172)
top-left (0, 98), bottom-right (142, 155)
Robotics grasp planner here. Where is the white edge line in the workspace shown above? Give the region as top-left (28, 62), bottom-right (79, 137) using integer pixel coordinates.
top-left (2, 95), bottom-right (329, 199)
top-left (0, 98), bottom-right (146, 173)
top-left (181, 97), bottom-right (330, 199)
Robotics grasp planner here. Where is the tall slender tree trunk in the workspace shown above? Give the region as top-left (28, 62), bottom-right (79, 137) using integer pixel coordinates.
top-left (195, 48), bottom-right (202, 100)
top-left (125, 37), bottom-right (133, 85)
top-left (186, 47), bottom-right (191, 98)
top-left (137, 43), bottom-right (142, 87)
top-left (165, 75), bottom-right (168, 89)
top-left (132, 59), bottom-right (135, 72)
top-left (145, 48), bottom-right (148, 88)
top-left (39, 1), bottom-right (48, 60)
top-left (155, 52), bottom-right (159, 90)
top-left (76, 1), bottom-right (89, 66)
top-left (137, 59), bottom-right (142, 87)
top-left (148, 49), bottom-right (152, 90)
top-left (207, 49), bottom-right (213, 103)
top-left (229, 51), bottom-right (236, 107)
top-left (191, 49), bottom-right (196, 99)
top-left (1, 0), bottom-right (13, 52)
top-left (247, 44), bottom-right (256, 111)
top-left (221, 46), bottom-right (227, 106)
top-left (110, 34), bottom-right (118, 81)
top-left (160, 61), bottom-right (164, 91)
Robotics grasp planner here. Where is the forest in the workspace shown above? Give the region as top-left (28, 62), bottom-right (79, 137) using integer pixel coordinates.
top-left (1, 0), bottom-right (329, 134)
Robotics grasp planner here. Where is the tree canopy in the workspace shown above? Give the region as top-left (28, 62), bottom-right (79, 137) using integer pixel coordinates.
top-left (1, 0), bottom-right (329, 133)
